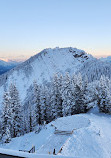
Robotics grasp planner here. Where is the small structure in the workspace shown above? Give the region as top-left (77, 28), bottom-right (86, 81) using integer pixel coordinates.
top-left (54, 129), bottom-right (74, 135)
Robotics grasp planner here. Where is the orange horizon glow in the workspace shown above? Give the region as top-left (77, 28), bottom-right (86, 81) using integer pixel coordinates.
top-left (0, 56), bottom-right (29, 62)
top-left (0, 54), bottom-right (111, 62)
top-left (0, 58), bottom-right (9, 62)
top-left (0, 48), bottom-right (111, 62)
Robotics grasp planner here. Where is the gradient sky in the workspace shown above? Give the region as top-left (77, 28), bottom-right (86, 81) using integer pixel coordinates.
top-left (0, 0), bottom-right (111, 61)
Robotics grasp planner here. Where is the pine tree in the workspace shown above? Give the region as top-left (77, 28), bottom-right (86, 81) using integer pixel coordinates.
top-left (40, 86), bottom-right (47, 124)
top-left (9, 83), bottom-right (23, 137)
top-left (33, 81), bottom-right (41, 124)
top-left (45, 86), bottom-right (52, 123)
top-left (1, 92), bottom-right (11, 139)
top-left (81, 75), bottom-right (89, 112)
top-left (2, 126), bottom-right (11, 143)
top-left (70, 74), bottom-right (77, 115)
top-left (57, 74), bottom-right (63, 117)
top-left (97, 76), bottom-right (111, 113)
top-left (74, 73), bottom-right (86, 114)
top-left (62, 72), bottom-right (72, 116)
top-left (50, 74), bottom-right (62, 120)
top-left (25, 100), bottom-right (36, 133)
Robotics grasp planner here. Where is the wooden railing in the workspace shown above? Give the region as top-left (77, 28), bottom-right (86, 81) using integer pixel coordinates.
top-left (19, 146), bottom-right (35, 153)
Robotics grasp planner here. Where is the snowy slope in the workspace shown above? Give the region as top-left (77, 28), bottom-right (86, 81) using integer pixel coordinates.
top-left (1, 113), bottom-right (111, 158)
top-left (0, 47), bottom-right (92, 107)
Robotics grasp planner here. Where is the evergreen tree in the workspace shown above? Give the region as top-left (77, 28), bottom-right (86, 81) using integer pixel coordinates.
top-left (81, 75), bottom-right (89, 112)
top-left (62, 72), bottom-right (72, 116)
top-left (45, 86), bottom-right (52, 123)
top-left (2, 126), bottom-right (11, 143)
top-left (57, 74), bottom-right (63, 117)
top-left (97, 76), bottom-right (111, 113)
top-left (9, 83), bottom-right (23, 137)
top-left (25, 100), bottom-right (36, 133)
top-left (50, 74), bottom-right (59, 120)
top-left (33, 81), bottom-right (41, 124)
top-left (74, 73), bottom-right (86, 113)
top-left (40, 86), bottom-right (47, 124)
top-left (1, 92), bottom-right (11, 139)
top-left (50, 73), bottom-right (63, 120)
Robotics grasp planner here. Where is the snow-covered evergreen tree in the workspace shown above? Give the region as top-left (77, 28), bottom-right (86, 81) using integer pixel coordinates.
top-left (81, 75), bottom-right (89, 112)
top-left (45, 86), bottom-right (52, 123)
top-left (50, 73), bottom-right (63, 120)
top-left (33, 81), bottom-right (41, 124)
top-left (2, 126), bottom-right (11, 143)
top-left (74, 73), bottom-right (86, 113)
top-left (57, 74), bottom-right (63, 117)
top-left (50, 74), bottom-right (60, 120)
top-left (62, 72), bottom-right (72, 116)
top-left (97, 76), bottom-right (111, 113)
top-left (40, 86), bottom-right (47, 124)
top-left (25, 101), bottom-right (37, 132)
top-left (1, 92), bottom-right (11, 139)
top-left (9, 83), bottom-right (23, 137)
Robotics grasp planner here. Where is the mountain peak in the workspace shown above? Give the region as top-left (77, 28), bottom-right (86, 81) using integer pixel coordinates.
top-left (32, 47), bottom-right (93, 63)
top-left (0, 47), bottom-right (93, 106)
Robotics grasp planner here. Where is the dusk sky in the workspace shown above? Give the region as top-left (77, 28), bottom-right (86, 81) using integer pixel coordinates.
top-left (0, 0), bottom-right (111, 61)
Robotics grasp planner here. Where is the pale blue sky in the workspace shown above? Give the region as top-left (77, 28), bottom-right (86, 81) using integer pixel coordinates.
top-left (0, 0), bottom-right (111, 60)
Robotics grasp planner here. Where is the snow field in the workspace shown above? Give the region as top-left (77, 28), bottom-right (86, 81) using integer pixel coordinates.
top-left (1, 113), bottom-right (111, 157)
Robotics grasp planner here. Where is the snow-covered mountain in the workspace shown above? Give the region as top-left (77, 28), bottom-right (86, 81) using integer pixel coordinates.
top-left (0, 47), bottom-right (93, 107)
top-left (1, 112), bottom-right (111, 158)
top-left (0, 59), bottom-right (20, 75)
top-left (0, 47), bottom-right (111, 108)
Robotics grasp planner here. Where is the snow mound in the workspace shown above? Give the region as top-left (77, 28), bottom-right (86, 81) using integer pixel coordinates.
top-left (51, 115), bottom-right (90, 131)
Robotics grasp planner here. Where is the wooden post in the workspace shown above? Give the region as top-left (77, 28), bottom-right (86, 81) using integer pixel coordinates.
top-left (53, 149), bottom-right (56, 155)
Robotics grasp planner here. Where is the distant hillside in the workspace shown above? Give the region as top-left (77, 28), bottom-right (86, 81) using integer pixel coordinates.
top-left (0, 60), bottom-right (21, 75)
